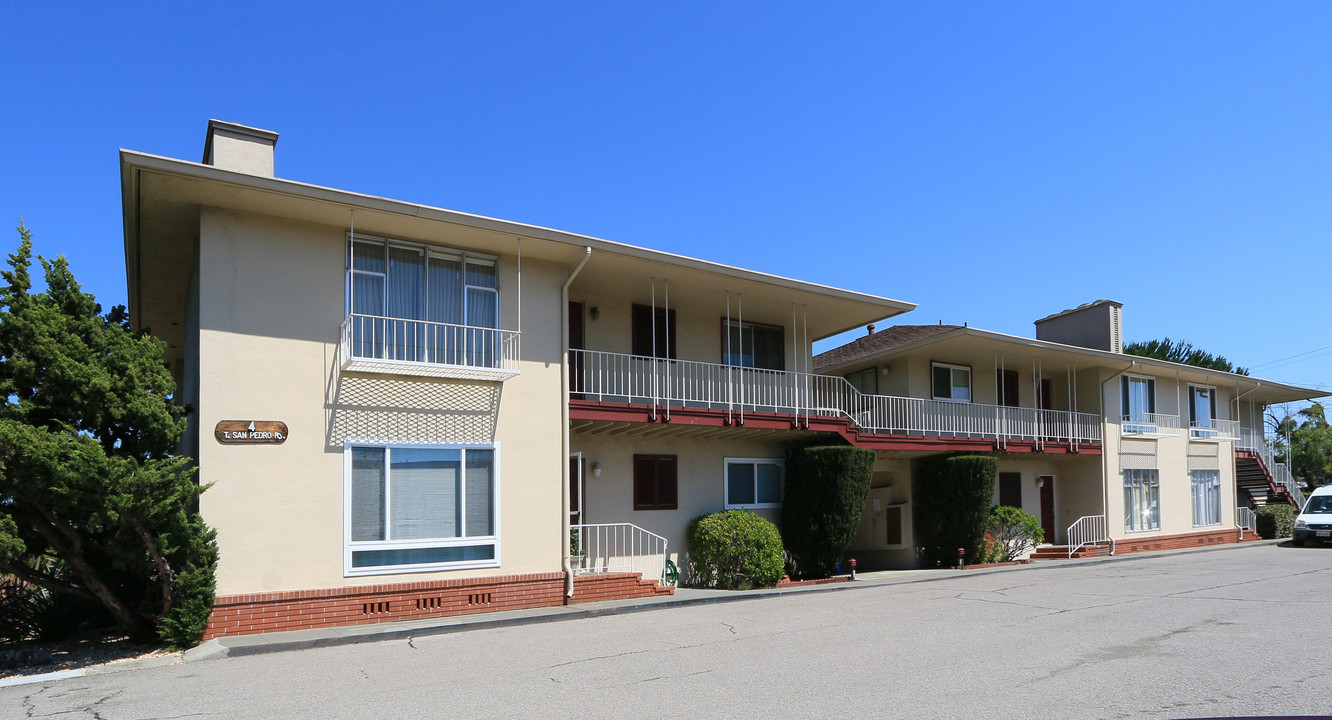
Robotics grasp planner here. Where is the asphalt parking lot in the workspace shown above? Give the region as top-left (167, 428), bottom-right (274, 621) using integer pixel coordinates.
top-left (5, 542), bottom-right (1330, 719)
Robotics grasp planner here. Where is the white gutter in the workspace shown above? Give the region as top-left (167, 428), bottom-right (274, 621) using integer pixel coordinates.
top-left (1098, 359), bottom-right (1137, 554)
top-left (561, 247), bottom-right (592, 598)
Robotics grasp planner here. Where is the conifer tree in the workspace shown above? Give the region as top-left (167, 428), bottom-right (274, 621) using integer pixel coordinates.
top-left (0, 223), bottom-right (216, 647)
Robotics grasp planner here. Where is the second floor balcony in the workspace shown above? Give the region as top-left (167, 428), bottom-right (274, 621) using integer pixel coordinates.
top-left (341, 313), bottom-right (521, 381)
top-left (570, 349), bottom-right (1102, 446)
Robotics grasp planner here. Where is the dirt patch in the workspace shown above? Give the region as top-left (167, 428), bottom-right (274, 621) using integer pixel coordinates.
top-left (0, 632), bottom-right (180, 680)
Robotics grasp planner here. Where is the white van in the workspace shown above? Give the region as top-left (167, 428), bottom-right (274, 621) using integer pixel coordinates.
top-left (1293, 485), bottom-right (1332, 546)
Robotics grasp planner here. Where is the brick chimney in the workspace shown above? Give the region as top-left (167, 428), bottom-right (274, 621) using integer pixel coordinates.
top-left (202, 120), bottom-right (278, 176)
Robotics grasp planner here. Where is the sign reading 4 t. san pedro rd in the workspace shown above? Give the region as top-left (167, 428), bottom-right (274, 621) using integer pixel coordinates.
top-left (214, 420), bottom-right (288, 445)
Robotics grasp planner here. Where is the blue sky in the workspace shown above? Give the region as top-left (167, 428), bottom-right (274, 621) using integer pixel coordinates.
top-left (3, 2), bottom-right (1331, 394)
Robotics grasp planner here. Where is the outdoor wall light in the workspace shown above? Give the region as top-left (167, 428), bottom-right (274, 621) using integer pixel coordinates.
top-left (589, 306), bottom-right (600, 320)
top-left (592, 462), bottom-right (602, 477)
top-left (1036, 477), bottom-right (1045, 488)
top-left (881, 364), bottom-right (891, 375)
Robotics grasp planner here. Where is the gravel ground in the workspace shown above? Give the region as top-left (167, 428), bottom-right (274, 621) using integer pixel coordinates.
top-left (0, 633), bottom-right (179, 679)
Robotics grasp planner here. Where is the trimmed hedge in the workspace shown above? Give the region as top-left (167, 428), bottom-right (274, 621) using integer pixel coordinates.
top-left (1255, 504), bottom-right (1295, 539)
top-left (686, 510), bottom-right (784, 590)
top-left (781, 445), bottom-right (876, 579)
top-left (913, 455), bottom-right (999, 566)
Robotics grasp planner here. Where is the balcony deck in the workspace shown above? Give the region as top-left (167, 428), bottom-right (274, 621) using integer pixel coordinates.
top-left (570, 349), bottom-right (1102, 450)
top-left (340, 314), bottom-right (521, 381)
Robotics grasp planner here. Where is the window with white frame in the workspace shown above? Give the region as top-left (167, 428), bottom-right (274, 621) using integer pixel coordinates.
top-left (1123, 469), bottom-right (1160, 533)
top-left (932, 363), bottom-right (971, 402)
top-left (1191, 469), bottom-right (1221, 527)
top-left (346, 443), bottom-right (499, 575)
top-left (1120, 375), bottom-right (1156, 425)
top-left (725, 458), bottom-right (784, 509)
top-left (347, 236), bottom-right (499, 366)
top-left (1189, 385), bottom-right (1217, 432)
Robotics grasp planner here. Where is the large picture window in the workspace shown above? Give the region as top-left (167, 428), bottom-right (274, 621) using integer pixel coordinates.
top-left (725, 458), bottom-right (784, 509)
top-left (932, 362), bottom-right (971, 402)
top-left (722, 320), bottom-right (784, 370)
top-left (345, 443), bottom-right (499, 575)
top-left (1191, 470), bottom-right (1221, 527)
top-left (1123, 469), bottom-right (1160, 533)
top-left (347, 236), bottom-right (500, 366)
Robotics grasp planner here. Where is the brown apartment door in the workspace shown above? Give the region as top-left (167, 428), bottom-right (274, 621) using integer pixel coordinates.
top-left (569, 302), bottom-right (585, 395)
top-left (1039, 476), bottom-right (1056, 544)
top-left (998, 370), bottom-right (1020, 407)
top-left (569, 453), bottom-right (584, 526)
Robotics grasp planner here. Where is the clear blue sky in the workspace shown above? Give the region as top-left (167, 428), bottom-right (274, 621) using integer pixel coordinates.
top-left (3, 2), bottom-right (1330, 394)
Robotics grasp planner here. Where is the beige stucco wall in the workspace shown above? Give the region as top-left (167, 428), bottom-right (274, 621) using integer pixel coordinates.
top-left (571, 433), bottom-right (790, 570)
top-left (1099, 376), bottom-right (1240, 542)
top-left (195, 207), bottom-right (567, 595)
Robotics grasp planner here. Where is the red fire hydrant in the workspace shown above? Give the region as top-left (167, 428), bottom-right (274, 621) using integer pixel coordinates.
top-left (848, 557), bottom-right (857, 580)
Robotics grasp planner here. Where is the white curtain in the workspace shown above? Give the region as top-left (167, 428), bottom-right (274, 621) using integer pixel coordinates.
top-left (389, 448), bottom-right (460, 540)
top-left (464, 449), bottom-right (494, 537)
top-left (350, 447), bottom-right (386, 542)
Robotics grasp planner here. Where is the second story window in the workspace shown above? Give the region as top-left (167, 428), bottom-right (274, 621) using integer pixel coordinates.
top-left (722, 320), bottom-right (784, 370)
top-left (347, 236), bottom-right (499, 366)
top-left (1189, 385), bottom-right (1216, 428)
top-left (846, 367), bottom-right (878, 395)
top-left (1121, 375), bottom-right (1156, 423)
top-left (932, 362), bottom-right (971, 402)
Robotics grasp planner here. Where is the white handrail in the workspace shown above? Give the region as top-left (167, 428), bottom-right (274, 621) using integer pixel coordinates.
top-left (1066, 515), bottom-right (1113, 558)
top-left (571, 349), bottom-right (1102, 444)
top-left (1236, 506), bottom-right (1258, 538)
top-left (570, 523), bottom-right (669, 584)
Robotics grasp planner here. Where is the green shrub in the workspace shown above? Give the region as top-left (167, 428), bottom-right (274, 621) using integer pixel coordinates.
top-left (1255, 504), bottom-right (1295, 539)
top-left (781, 445), bottom-right (875, 579)
top-left (913, 455), bottom-right (999, 566)
top-left (686, 510), bottom-right (784, 590)
top-left (988, 505), bottom-right (1044, 561)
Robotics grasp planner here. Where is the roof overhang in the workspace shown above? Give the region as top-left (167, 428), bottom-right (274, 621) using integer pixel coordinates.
top-left (121, 150), bottom-right (915, 349)
top-left (816, 326), bottom-right (1328, 405)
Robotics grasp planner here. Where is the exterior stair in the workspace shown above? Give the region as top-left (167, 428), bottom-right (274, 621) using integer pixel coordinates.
top-left (1236, 453), bottom-right (1299, 509)
top-left (1030, 543), bottom-right (1111, 560)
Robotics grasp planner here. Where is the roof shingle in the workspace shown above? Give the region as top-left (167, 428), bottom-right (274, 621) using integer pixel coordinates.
top-left (814, 324), bottom-right (963, 370)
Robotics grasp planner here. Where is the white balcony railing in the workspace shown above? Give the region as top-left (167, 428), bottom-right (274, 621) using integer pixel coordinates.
top-left (340, 313), bottom-right (521, 381)
top-left (570, 523), bottom-right (669, 585)
top-left (1189, 417), bottom-right (1240, 440)
top-left (571, 349), bottom-right (1102, 445)
top-left (1119, 412), bottom-right (1182, 436)
top-left (1237, 428), bottom-right (1305, 508)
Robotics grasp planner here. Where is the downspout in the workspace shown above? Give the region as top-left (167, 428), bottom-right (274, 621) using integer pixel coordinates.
top-left (1098, 360), bottom-right (1136, 554)
top-left (561, 247), bottom-right (592, 599)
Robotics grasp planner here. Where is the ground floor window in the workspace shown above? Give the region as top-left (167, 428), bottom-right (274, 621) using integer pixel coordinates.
top-left (345, 443), bottom-right (498, 575)
top-left (1191, 469), bottom-right (1222, 526)
top-left (1123, 469), bottom-right (1160, 533)
top-left (724, 458), bottom-right (784, 509)
top-left (634, 454), bottom-right (678, 510)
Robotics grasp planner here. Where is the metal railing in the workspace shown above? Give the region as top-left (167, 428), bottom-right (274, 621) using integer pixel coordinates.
top-left (569, 523), bottom-right (669, 584)
top-left (1237, 428), bottom-right (1305, 508)
top-left (1236, 506), bottom-right (1258, 538)
top-left (571, 349), bottom-right (1102, 445)
top-left (340, 313), bottom-right (521, 377)
top-left (1120, 412), bottom-right (1182, 436)
top-left (1189, 417), bottom-right (1240, 439)
top-left (1067, 515), bottom-right (1114, 559)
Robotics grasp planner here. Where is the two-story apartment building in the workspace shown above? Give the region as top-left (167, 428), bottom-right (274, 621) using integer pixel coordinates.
top-left (814, 300), bottom-right (1325, 566)
top-left (122, 122), bottom-right (1323, 638)
top-left (121, 121), bottom-right (916, 638)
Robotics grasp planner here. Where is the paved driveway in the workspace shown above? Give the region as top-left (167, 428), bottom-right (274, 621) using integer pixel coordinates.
top-left (6, 543), bottom-right (1330, 719)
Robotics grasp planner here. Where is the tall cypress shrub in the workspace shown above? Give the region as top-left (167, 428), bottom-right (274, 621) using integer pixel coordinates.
top-left (782, 445), bottom-right (875, 579)
top-left (912, 455), bottom-right (998, 566)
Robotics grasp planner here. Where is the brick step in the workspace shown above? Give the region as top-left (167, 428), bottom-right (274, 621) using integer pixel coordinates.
top-left (1030, 544), bottom-right (1111, 560)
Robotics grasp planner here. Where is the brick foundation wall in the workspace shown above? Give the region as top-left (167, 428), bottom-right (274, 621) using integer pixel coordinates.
top-left (1113, 527), bottom-right (1264, 555)
top-left (200, 571), bottom-right (673, 641)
